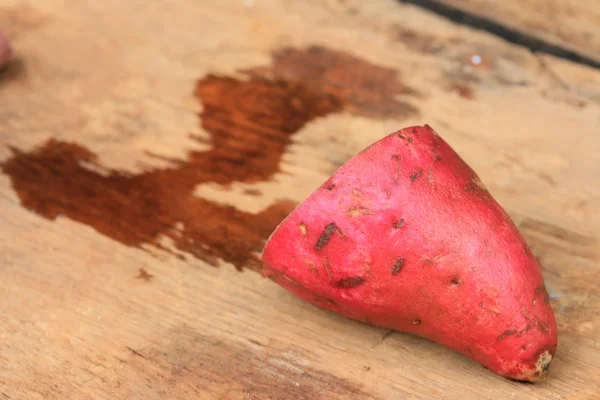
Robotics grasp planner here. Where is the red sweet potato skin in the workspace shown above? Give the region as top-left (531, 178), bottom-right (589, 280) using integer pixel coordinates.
top-left (262, 125), bottom-right (557, 381)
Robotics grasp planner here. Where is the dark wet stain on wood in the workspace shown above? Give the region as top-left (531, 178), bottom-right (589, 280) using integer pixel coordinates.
top-left (446, 82), bottom-right (475, 100)
top-left (395, 27), bottom-right (445, 54)
top-left (246, 46), bottom-right (420, 119)
top-left (136, 268), bottom-right (154, 282)
top-left (1, 139), bottom-right (297, 272)
top-left (1, 45), bottom-right (419, 272)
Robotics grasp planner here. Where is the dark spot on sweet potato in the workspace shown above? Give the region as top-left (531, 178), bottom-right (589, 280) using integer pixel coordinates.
top-left (392, 258), bottom-right (405, 275)
top-left (323, 258), bottom-right (332, 279)
top-left (335, 276), bottom-right (366, 288)
top-left (391, 154), bottom-right (402, 184)
top-left (393, 219), bottom-right (405, 229)
top-left (451, 277), bottom-right (461, 286)
top-left (397, 133), bottom-right (415, 144)
top-left (466, 182), bottom-right (479, 192)
top-left (410, 169), bottom-right (422, 182)
top-left (326, 183), bottom-right (336, 191)
top-left (522, 346), bottom-right (528, 351)
top-left (516, 324), bottom-right (531, 337)
top-left (412, 319), bottom-right (421, 325)
top-left (498, 329), bottom-right (517, 341)
top-left (479, 302), bottom-right (484, 307)
top-left (315, 223), bottom-right (337, 250)
top-left (536, 319), bottom-right (550, 334)
top-left (433, 155), bottom-right (442, 162)
top-left (307, 260), bottom-right (317, 274)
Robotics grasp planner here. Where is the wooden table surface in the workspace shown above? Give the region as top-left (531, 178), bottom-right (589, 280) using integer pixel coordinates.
top-left (1, 1), bottom-right (599, 399)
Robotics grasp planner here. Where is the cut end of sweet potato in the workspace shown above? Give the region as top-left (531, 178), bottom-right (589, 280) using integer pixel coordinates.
top-left (511, 350), bottom-right (554, 383)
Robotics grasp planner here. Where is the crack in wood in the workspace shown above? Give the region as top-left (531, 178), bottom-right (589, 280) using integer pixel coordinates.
top-left (397, 0), bottom-right (600, 71)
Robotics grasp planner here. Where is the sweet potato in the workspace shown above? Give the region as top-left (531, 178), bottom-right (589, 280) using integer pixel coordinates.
top-left (262, 125), bottom-right (557, 382)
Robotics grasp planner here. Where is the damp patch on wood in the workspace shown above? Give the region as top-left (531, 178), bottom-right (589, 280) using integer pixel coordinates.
top-left (136, 268), bottom-right (154, 282)
top-left (1, 45), bottom-right (420, 272)
top-left (446, 81), bottom-right (475, 100)
top-left (246, 46), bottom-right (421, 120)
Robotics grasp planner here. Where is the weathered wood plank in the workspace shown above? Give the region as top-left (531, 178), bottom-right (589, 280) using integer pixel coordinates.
top-left (0, 0), bottom-right (599, 399)
top-left (436, 0), bottom-right (600, 67)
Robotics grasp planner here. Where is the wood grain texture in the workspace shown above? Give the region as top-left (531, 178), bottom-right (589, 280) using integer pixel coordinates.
top-left (438, 0), bottom-right (600, 66)
top-left (1, 0), bottom-right (599, 399)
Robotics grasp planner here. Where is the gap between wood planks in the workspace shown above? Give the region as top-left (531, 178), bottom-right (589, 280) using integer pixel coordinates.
top-left (397, 0), bottom-right (600, 71)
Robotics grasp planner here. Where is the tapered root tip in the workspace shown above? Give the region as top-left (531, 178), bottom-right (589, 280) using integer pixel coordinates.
top-left (512, 350), bottom-right (553, 383)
